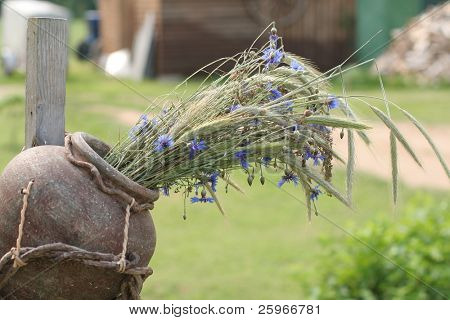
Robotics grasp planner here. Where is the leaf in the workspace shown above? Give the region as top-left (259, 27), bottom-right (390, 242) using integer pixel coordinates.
top-left (204, 183), bottom-right (226, 216)
top-left (346, 130), bottom-right (355, 205)
top-left (220, 176), bottom-right (245, 195)
top-left (369, 105), bottom-right (422, 167)
top-left (390, 132), bottom-right (398, 203)
top-left (356, 128), bottom-right (371, 145)
top-left (376, 62), bottom-right (398, 204)
top-left (298, 173), bottom-right (313, 222)
top-left (399, 108), bottom-right (450, 178)
top-left (340, 100), bottom-right (371, 145)
top-left (304, 115), bottom-right (371, 130)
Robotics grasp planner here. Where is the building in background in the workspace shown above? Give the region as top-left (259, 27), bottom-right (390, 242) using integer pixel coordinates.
top-left (98, 0), bottom-right (355, 76)
top-left (98, 0), bottom-right (447, 78)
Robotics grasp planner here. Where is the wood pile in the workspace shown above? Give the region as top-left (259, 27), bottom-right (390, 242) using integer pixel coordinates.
top-left (375, 3), bottom-right (450, 83)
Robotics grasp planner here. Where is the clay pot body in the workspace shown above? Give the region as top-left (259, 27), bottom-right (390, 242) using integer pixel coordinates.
top-left (0, 133), bottom-right (158, 299)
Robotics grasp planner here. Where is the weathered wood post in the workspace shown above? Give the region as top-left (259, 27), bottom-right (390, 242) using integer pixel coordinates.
top-left (25, 17), bottom-right (67, 149)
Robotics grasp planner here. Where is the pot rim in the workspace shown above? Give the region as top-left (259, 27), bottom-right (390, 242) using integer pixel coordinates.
top-left (70, 132), bottom-right (159, 204)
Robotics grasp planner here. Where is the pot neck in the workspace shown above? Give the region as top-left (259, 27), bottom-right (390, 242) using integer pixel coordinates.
top-left (69, 132), bottom-right (158, 205)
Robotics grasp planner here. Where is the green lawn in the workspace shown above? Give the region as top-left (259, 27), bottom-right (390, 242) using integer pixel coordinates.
top-left (144, 172), bottom-right (447, 299)
top-left (0, 20), bottom-right (448, 299)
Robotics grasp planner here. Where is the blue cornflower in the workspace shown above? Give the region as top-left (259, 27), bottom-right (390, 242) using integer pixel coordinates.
top-left (230, 104), bottom-right (241, 112)
top-left (285, 100), bottom-right (294, 112)
top-left (191, 196), bottom-right (215, 203)
top-left (277, 171), bottom-right (299, 188)
top-left (208, 172), bottom-right (220, 192)
top-left (313, 155), bottom-right (325, 166)
top-left (154, 134), bottom-right (174, 152)
top-left (268, 87), bottom-right (292, 111)
top-left (262, 47), bottom-right (283, 68)
top-left (269, 33), bottom-right (279, 44)
top-left (129, 114), bottom-right (149, 141)
top-left (189, 138), bottom-right (207, 159)
top-left (129, 128), bottom-right (139, 141)
top-left (269, 88), bottom-right (283, 100)
top-left (304, 147), bottom-right (325, 166)
top-left (290, 59), bottom-right (305, 72)
top-left (139, 114), bottom-right (149, 126)
top-left (261, 157), bottom-right (272, 167)
top-left (161, 186), bottom-right (170, 197)
top-left (160, 107), bottom-right (169, 116)
top-left (249, 118), bottom-right (262, 127)
top-left (309, 123), bottom-right (331, 133)
top-left (327, 95), bottom-right (339, 109)
top-left (310, 185), bottom-right (322, 201)
top-left (235, 150), bottom-right (249, 169)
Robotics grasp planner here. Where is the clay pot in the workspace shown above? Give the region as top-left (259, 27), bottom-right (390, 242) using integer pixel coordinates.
top-left (0, 132), bottom-right (159, 299)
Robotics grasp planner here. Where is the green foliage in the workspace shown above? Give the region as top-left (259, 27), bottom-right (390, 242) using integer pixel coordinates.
top-left (309, 196), bottom-right (450, 299)
top-left (48, 0), bottom-right (96, 18)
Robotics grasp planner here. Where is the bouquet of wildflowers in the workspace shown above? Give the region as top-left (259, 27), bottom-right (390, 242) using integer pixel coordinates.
top-left (105, 25), bottom-right (448, 219)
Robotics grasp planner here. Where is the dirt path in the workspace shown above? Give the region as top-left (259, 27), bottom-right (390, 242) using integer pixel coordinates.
top-left (97, 106), bottom-right (450, 190)
top-left (332, 122), bottom-right (449, 190)
top-left (0, 84), bottom-right (23, 98)
top-left (88, 105), bottom-right (146, 125)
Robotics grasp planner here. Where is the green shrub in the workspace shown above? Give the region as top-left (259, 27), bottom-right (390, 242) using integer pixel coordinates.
top-left (309, 196), bottom-right (449, 299)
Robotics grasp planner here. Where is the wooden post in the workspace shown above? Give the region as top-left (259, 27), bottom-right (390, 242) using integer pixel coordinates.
top-left (25, 18), bottom-right (67, 149)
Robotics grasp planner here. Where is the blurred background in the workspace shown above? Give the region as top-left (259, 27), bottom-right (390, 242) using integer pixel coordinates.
top-left (0, 0), bottom-right (448, 299)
